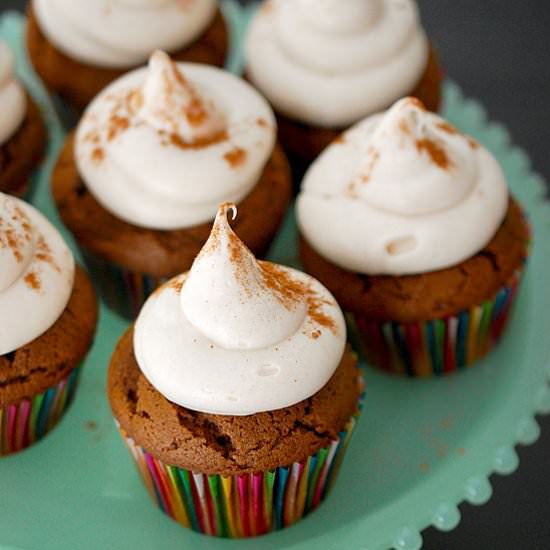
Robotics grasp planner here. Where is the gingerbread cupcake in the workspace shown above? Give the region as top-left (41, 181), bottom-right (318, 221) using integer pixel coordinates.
top-left (245, 0), bottom-right (443, 169)
top-left (26, 0), bottom-right (228, 110)
top-left (52, 51), bottom-right (291, 318)
top-left (108, 203), bottom-right (363, 537)
top-left (0, 193), bottom-right (97, 455)
top-left (298, 98), bottom-right (530, 377)
top-left (0, 42), bottom-right (46, 198)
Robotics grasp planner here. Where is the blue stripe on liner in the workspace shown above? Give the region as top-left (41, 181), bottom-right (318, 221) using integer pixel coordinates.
top-left (274, 467), bottom-right (289, 530)
top-left (456, 312), bottom-right (468, 369)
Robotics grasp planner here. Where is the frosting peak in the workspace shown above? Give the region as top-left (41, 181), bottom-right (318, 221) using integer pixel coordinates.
top-left (0, 42), bottom-right (25, 146)
top-left (0, 194), bottom-right (75, 354)
top-left (353, 97), bottom-right (478, 216)
top-left (140, 50), bottom-right (226, 145)
top-left (181, 204), bottom-right (307, 350)
top-left (134, 204), bottom-right (346, 415)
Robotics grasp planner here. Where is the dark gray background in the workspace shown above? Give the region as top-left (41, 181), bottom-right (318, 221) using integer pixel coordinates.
top-left (2, 1), bottom-right (550, 548)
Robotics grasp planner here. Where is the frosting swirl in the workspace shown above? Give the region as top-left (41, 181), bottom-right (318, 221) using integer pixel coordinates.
top-left (297, 98), bottom-right (509, 275)
top-left (75, 51), bottom-right (276, 230)
top-left (0, 42), bottom-right (25, 146)
top-left (33, 0), bottom-right (217, 68)
top-left (0, 193), bottom-right (75, 355)
top-left (245, 0), bottom-right (429, 127)
top-left (134, 203), bottom-right (346, 415)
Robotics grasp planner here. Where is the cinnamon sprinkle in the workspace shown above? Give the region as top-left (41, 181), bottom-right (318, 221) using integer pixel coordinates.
top-left (169, 129), bottom-right (228, 150)
top-left (224, 147), bottom-right (247, 168)
top-left (258, 261), bottom-right (337, 334)
top-left (36, 235), bottom-right (60, 272)
top-left (107, 115), bottom-right (129, 141)
top-left (24, 271), bottom-right (40, 291)
top-left (360, 147), bottom-right (380, 183)
top-left (415, 138), bottom-right (453, 170)
top-left (256, 117), bottom-right (269, 128)
top-left (91, 148), bottom-right (104, 163)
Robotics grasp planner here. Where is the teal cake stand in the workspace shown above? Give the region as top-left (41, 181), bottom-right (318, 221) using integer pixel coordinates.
top-left (1, 5), bottom-right (549, 550)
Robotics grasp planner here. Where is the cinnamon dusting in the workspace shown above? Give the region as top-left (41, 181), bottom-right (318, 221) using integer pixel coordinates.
top-left (36, 235), bottom-right (60, 272)
top-left (256, 117), bottom-right (269, 128)
top-left (258, 261), bottom-right (337, 334)
top-left (223, 147), bottom-right (247, 168)
top-left (415, 138), bottom-right (452, 170)
top-left (360, 147), bottom-right (380, 183)
top-left (107, 115), bottom-right (130, 141)
top-left (91, 148), bottom-right (104, 163)
top-left (168, 129), bottom-right (228, 150)
top-left (24, 271), bottom-right (40, 291)
top-left (0, 206), bottom-right (33, 263)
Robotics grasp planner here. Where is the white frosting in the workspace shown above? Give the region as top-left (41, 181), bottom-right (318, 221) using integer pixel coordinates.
top-left (297, 98), bottom-right (509, 275)
top-left (76, 52), bottom-right (276, 230)
top-left (245, 0), bottom-right (429, 127)
top-left (0, 193), bottom-right (75, 355)
top-left (0, 43), bottom-right (26, 146)
top-left (33, 0), bottom-right (217, 68)
top-left (134, 204), bottom-right (346, 416)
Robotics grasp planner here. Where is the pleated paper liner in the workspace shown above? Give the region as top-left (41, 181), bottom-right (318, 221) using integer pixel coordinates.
top-left (82, 250), bottom-right (166, 320)
top-left (354, 262), bottom-right (527, 377)
top-left (117, 375), bottom-right (365, 538)
top-left (0, 366), bottom-right (81, 456)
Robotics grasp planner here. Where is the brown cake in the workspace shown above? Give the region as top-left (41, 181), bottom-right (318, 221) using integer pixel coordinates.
top-left (109, 328), bottom-right (359, 476)
top-left (26, 2), bottom-right (228, 110)
top-left (300, 199), bottom-right (529, 323)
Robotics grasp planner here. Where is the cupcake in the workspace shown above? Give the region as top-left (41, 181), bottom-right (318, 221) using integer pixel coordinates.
top-left (297, 98), bottom-right (530, 377)
top-left (52, 51), bottom-right (291, 319)
top-left (0, 193), bottom-right (97, 455)
top-left (26, 0), bottom-right (228, 110)
top-left (0, 42), bottom-right (46, 198)
top-left (108, 203), bottom-right (363, 537)
top-left (245, 0), bottom-right (443, 169)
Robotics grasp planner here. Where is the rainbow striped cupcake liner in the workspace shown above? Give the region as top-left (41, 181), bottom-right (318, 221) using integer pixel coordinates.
top-left (117, 376), bottom-right (365, 538)
top-left (82, 250), bottom-right (166, 320)
top-left (0, 367), bottom-right (81, 456)
top-left (354, 267), bottom-right (526, 377)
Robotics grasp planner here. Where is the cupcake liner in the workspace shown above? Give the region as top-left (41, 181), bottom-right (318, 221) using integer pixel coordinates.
top-left (0, 366), bottom-right (81, 456)
top-left (117, 376), bottom-right (365, 538)
top-left (82, 250), bottom-right (166, 319)
top-left (354, 266), bottom-right (526, 377)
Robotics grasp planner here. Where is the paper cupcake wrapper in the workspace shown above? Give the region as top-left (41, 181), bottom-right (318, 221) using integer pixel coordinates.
top-left (117, 376), bottom-right (365, 538)
top-left (354, 267), bottom-right (525, 377)
top-left (0, 366), bottom-right (81, 456)
top-left (82, 250), bottom-right (166, 320)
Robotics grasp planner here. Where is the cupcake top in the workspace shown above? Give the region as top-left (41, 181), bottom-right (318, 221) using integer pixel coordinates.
top-left (297, 97), bottom-right (509, 275)
top-left (0, 42), bottom-right (25, 145)
top-left (32, 0), bottom-right (217, 68)
top-left (245, 0), bottom-right (429, 127)
top-left (75, 51), bottom-right (276, 230)
top-left (0, 193), bottom-right (75, 354)
top-left (134, 203), bottom-right (346, 415)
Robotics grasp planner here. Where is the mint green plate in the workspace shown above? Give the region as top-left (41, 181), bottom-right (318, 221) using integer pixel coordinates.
top-left (1, 5), bottom-right (550, 550)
